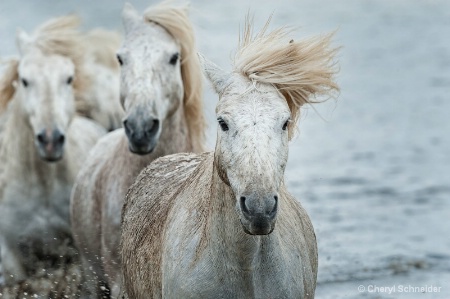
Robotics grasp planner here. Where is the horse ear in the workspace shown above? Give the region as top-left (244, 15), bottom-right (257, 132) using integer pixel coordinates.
top-left (198, 53), bottom-right (230, 95)
top-left (122, 2), bottom-right (141, 33)
top-left (16, 28), bottom-right (32, 55)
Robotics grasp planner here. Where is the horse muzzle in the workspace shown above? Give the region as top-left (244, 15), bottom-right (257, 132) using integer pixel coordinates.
top-left (238, 194), bottom-right (278, 235)
top-left (123, 117), bottom-right (160, 155)
top-left (35, 128), bottom-right (65, 162)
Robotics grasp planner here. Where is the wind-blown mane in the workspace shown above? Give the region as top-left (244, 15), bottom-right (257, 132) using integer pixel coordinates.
top-left (84, 29), bottom-right (121, 70)
top-left (0, 58), bottom-right (19, 113)
top-left (144, 3), bottom-right (205, 151)
top-left (234, 18), bottom-right (339, 139)
top-left (31, 15), bottom-right (90, 112)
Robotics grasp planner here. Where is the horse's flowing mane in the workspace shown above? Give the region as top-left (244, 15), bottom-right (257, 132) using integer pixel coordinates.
top-left (144, 2), bottom-right (205, 151)
top-left (83, 29), bottom-right (122, 71)
top-left (234, 17), bottom-right (339, 140)
top-left (0, 58), bottom-right (19, 113)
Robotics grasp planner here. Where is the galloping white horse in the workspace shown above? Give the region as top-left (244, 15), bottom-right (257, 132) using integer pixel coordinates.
top-left (0, 15), bottom-right (105, 286)
top-left (121, 19), bottom-right (339, 298)
top-left (70, 2), bottom-right (205, 298)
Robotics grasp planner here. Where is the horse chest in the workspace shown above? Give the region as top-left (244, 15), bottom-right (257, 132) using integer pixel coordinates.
top-left (163, 242), bottom-right (306, 299)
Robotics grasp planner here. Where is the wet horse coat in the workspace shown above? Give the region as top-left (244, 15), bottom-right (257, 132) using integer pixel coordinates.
top-left (121, 18), bottom-right (339, 299)
top-left (70, 2), bottom-right (205, 298)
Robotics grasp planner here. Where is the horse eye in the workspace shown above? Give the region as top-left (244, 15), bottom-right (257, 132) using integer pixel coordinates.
top-left (218, 119), bottom-right (229, 132)
top-left (21, 78), bottom-right (28, 87)
top-left (117, 54), bottom-right (123, 66)
top-left (67, 76), bottom-right (73, 85)
top-left (282, 120), bottom-right (289, 131)
top-left (169, 53), bottom-right (179, 65)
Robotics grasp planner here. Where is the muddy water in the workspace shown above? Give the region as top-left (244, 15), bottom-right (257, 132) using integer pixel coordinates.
top-left (1, 0), bottom-right (449, 298)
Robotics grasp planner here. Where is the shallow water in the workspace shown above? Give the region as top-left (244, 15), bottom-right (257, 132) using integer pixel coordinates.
top-left (1, 0), bottom-right (449, 297)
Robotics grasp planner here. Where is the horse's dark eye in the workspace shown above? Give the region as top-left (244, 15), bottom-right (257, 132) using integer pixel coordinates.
top-left (117, 54), bottom-right (123, 66)
top-left (282, 120), bottom-right (289, 131)
top-left (67, 76), bottom-right (73, 85)
top-left (218, 119), bottom-right (229, 131)
top-left (169, 53), bottom-right (179, 65)
top-left (21, 78), bottom-right (28, 87)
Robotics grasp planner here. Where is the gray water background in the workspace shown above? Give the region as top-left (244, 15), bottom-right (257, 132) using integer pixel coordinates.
top-left (0, 0), bottom-right (449, 298)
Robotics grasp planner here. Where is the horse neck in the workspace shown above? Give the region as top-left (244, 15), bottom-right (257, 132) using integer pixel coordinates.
top-left (205, 162), bottom-right (266, 270)
top-left (2, 98), bottom-right (61, 183)
top-left (159, 100), bottom-right (192, 152)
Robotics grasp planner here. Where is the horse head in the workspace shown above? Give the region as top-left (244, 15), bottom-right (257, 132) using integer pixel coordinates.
top-left (117, 3), bottom-right (185, 154)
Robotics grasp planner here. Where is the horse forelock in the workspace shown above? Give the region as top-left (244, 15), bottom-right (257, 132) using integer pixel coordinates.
top-left (24, 15), bottom-right (91, 112)
top-left (233, 16), bottom-right (340, 140)
top-left (143, 2), bottom-right (205, 152)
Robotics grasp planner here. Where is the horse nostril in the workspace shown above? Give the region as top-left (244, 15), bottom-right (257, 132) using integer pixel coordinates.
top-left (123, 119), bottom-right (132, 135)
top-left (268, 197), bottom-right (278, 218)
top-left (148, 119), bottom-right (160, 135)
top-left (57, 134), bottom-right (65, 144)
top-left (52, 129), bottom-right (65, 145)
top-left (37, 133), bottom-right (46, 144)
top-left (240, 196), bottom-right (250, 215)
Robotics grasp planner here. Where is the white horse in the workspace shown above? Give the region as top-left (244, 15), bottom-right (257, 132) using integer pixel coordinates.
top-left (121, 19), bottom-right (339, 298)
top-left (77, 29), bottom-right (124, 131)
top-left (0, 15), bottom-right (105, 287)
top-left (0, 19), bottom-right (123, 133)
top-left (70, 2), bottom-right (205, 298)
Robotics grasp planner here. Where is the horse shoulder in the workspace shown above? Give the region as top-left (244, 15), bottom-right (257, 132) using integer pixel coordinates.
top-left (125, 151), bottom-right (209, 209)
top-left (121, 152), bottom-right (211, 298)
top-left (71, 129), bottom-right (119, 216)
top-left (71, 128), bottom-right (124, 244)
top-left (70, 129), bottom-right (129, 294)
